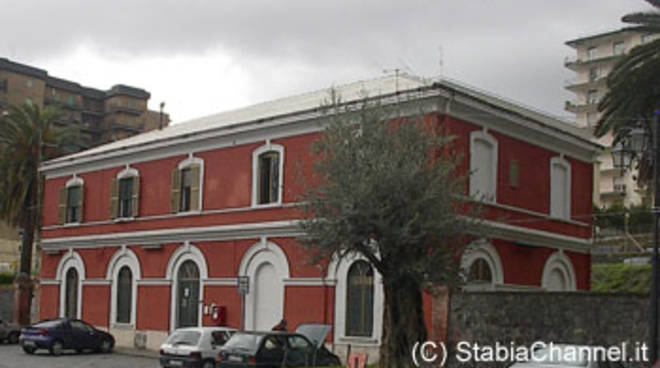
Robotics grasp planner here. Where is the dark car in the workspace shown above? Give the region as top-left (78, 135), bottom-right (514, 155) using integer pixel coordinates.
top-left (19, 318), bottom-right (114, 356)
top-left (217, 324), bottom-right (341, 367)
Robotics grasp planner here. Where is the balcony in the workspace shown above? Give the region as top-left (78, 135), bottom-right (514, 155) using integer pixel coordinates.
top-left (564, 54), bottom-right (624, 70)
top-left (564, 76), bottom-right (607, 91)
top-left (108, 120), bottom-right (145, 133)
top-left (106, 105), bottom-right (143, 116)
top-left (564, 100), bottom-right (598, 114)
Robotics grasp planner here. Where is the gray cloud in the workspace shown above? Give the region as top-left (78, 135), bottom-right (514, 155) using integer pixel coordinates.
top-left (0, 0), bottom-right (652, 120)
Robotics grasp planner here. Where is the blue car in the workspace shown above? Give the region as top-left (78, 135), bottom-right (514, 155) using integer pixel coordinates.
top-left (19, 318), bottom-right (114, 356)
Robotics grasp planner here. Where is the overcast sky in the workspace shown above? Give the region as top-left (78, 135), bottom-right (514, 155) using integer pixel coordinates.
top-left (0, 0), bottom-right (653, 124)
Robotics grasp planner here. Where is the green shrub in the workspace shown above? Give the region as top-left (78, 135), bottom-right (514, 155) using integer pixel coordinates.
top-left (0, 272), bottom-right (15, 285)
top-left (592, 263), bottom-right (651, 293)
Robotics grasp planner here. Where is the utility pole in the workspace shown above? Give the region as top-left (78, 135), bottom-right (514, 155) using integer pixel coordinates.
top-left (159, 101), bottom-right (165, 130)
top-left (651, 110), bottom-right (660, 364)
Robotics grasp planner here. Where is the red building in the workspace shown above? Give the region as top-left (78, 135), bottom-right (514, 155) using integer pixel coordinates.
top-left (37, 75), bottom-right (600, 356)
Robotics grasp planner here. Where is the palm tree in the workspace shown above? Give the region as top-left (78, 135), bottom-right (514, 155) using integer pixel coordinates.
top-left (596, 0), bottom-right (660, 141)
top-left (0, 101), bottom-right (77, 324)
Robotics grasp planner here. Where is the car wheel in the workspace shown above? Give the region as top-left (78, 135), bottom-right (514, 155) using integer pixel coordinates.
top-left (22, 346), bottom-right (35, 354)
top-left (100, 339), bottom-right (113, 353)
top-left (202, 360), bottom-right (215, 368)
top-left (50, 340), bottom-right (64, 356)
top-left (8, 332), bottom-right (19, 344)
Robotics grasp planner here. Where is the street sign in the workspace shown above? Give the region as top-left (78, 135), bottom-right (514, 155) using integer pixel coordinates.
top-left (237, 276), bottom-right (249, 295)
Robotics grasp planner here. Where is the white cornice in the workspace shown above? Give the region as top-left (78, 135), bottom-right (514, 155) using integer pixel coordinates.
top-left (41, 218), bottom-right (591, 254)
top-left (41, 220), bottom-right (304, 250)
top-left (40, 87), bottom-right (600, 179)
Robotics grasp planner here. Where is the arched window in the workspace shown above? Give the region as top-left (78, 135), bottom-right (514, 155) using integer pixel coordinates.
top-left (258, 151), bottom-right (280, 204)
top-left (541, 252), bottom-right (577, 291)
top-left (550, 157), bottom-right (571, 219)
top-left (177, 260), bottom-right (200, 328)
top-left (64, 268), bottom-right (79, 319)
top-left (252, 143), bottom-right (284, 206)
top-left (346, 261), bottom-right (374, 337)
top-left (59, 177), bottom-right (84, 224)
top-left (468, 258), bottom-right (493, 283)
top-left (116, 266), bottom-right (132, 324)
top-left (111, 167), bottom-right (140, 219)
top-left (469, 130), bottom-right (498, 202)
top-left (171, 157), bottom-right (204, 213)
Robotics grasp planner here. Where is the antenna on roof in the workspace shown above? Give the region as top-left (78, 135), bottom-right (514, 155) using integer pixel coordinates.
top-left (437, 45), bottom-right (444, 81)
top-left (382, 68), bottom-right (401, 94)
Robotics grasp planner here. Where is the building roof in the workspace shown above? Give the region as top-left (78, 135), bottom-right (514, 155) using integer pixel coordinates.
top-left (565, 26), bottom-right (645, 47)
top-left (42, 74), bottom-right (600, 170)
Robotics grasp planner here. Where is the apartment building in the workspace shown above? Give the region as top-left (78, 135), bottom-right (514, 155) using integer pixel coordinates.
top-left (0, 57), bottom-right (170, 150)
top-left (0, 57), bottom-right (171, 275)
top-left (565, 28), bottom-right (659, 207)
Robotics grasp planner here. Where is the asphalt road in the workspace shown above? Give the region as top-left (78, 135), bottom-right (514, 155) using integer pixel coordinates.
top-left (0, 343), bottom-right (159, 368)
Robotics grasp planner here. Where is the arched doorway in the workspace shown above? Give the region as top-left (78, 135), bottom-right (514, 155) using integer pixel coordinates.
top-left (253, 262), bottom-right (282, 330)
top-left (176, 260), bottom-right (200, 328)
top-left (64, 268), bottom-right (79, 319)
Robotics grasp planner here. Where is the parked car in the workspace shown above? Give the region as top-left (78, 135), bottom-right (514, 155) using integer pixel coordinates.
top-left (217, 324), bottom-right (341, 367)
top-left (509, 344), bottom-right (625, 368)
top-left (19, 318), bottom-right (114, 356)
top-left (160, 326), bottom-right (237, 368)
top-left (0, 318), bottom-right (20, 344)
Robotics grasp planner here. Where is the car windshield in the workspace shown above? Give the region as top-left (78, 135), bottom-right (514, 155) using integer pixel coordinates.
top-left (531, 346), bottom-right (588, 366)
top-left (166, 331), bottom-right (201, 346)
top-left (223, 333), bottom-right (262, 353)
top-left (33, 320), bottom-right (63, 329)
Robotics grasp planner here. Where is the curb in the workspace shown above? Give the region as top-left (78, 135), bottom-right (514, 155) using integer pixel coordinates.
top-left (114, 347), bottom-right (160, 359)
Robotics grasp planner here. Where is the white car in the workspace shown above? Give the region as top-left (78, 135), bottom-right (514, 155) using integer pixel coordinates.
top-left (0, 318), bottom-right (20, 344)
top-left (510, 344), bottom-right (626, 368)
top-left (159, 327), bottom-right (236, 368)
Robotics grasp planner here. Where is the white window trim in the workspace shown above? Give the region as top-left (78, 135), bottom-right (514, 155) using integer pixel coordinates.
top-left (327, 252), bottom-right (384, 345)
top-left (65, 175), bottom-right (84, 224)
top-left (460, 240), bottom-right (504, 291)
top-left (178, 155), bottom-right (205, 213)
top-left (251, 142), bottom-right (285, 208)
top-left (166, 241), bottom-right (208, 331)
top-left (56, 249), bottom-right (85, 319)
top-left (541, 251), bottom-right (577, 291)
top-left (115, 166), bottom-right (140, 221)
top-left (238, 238), bottom-right (290, 331)
top-left (469, 129), bottom-right (498, 203)
top-left (550, 156), bottom-right (572, 220)
top-left (106, 246), bottom-right (141, 328)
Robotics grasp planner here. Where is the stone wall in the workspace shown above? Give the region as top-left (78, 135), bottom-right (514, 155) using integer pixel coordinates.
top-left (0, 287), bottom-right (14, 323)
top-left (445, 292), bottom-right (650, 367)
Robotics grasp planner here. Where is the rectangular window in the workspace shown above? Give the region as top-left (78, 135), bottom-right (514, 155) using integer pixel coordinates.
top-left (509, 159), bottom-right (519, 189)
top-left (613, 41), bottom-right (625, 55)
top-left (550, 162), bottom-right (570, 219)
top-left (66, 186), bottom-right (82, 223)
top-left (587, 47), bottom-right (597, 60)
top-left (118, 177), bottom-right (134, 218)
top-left (469, 135), bottom-right (496, 202)
top-left (180, 168), bottom-right (192, 212)
top-left (587, 90), bottom-right (599, 104)
top-left (642, 34), bottom-right (655, 44)
top-left (258, 152), bottom-right (280, 204)
top-left (588, 67), bottom-right (599, 82)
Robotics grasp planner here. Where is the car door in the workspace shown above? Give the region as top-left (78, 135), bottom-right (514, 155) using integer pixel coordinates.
top-left (257, 335), bottom-right (286, 367)
top-left (284, 335), bottom-right (315, 367)
top-left (70, 320), bottom-right (98, 350)
top-left (0, 320), bottom-right (7, 339)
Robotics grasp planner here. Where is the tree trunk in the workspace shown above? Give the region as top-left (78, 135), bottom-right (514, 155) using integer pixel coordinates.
top-left (380, 275), bottom-right (428, 367)
top-left (19, 184), bottom-right (35, 277)
top-left (15, 183), bottom-right (35, 325)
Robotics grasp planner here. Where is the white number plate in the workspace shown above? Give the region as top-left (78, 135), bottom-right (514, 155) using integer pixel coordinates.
top-left (169, 360), bottom-right (183, 366)
top-left (23, 340), bottom-right (35, 347)
top-left (228, 355), bottom-right (242, 362)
